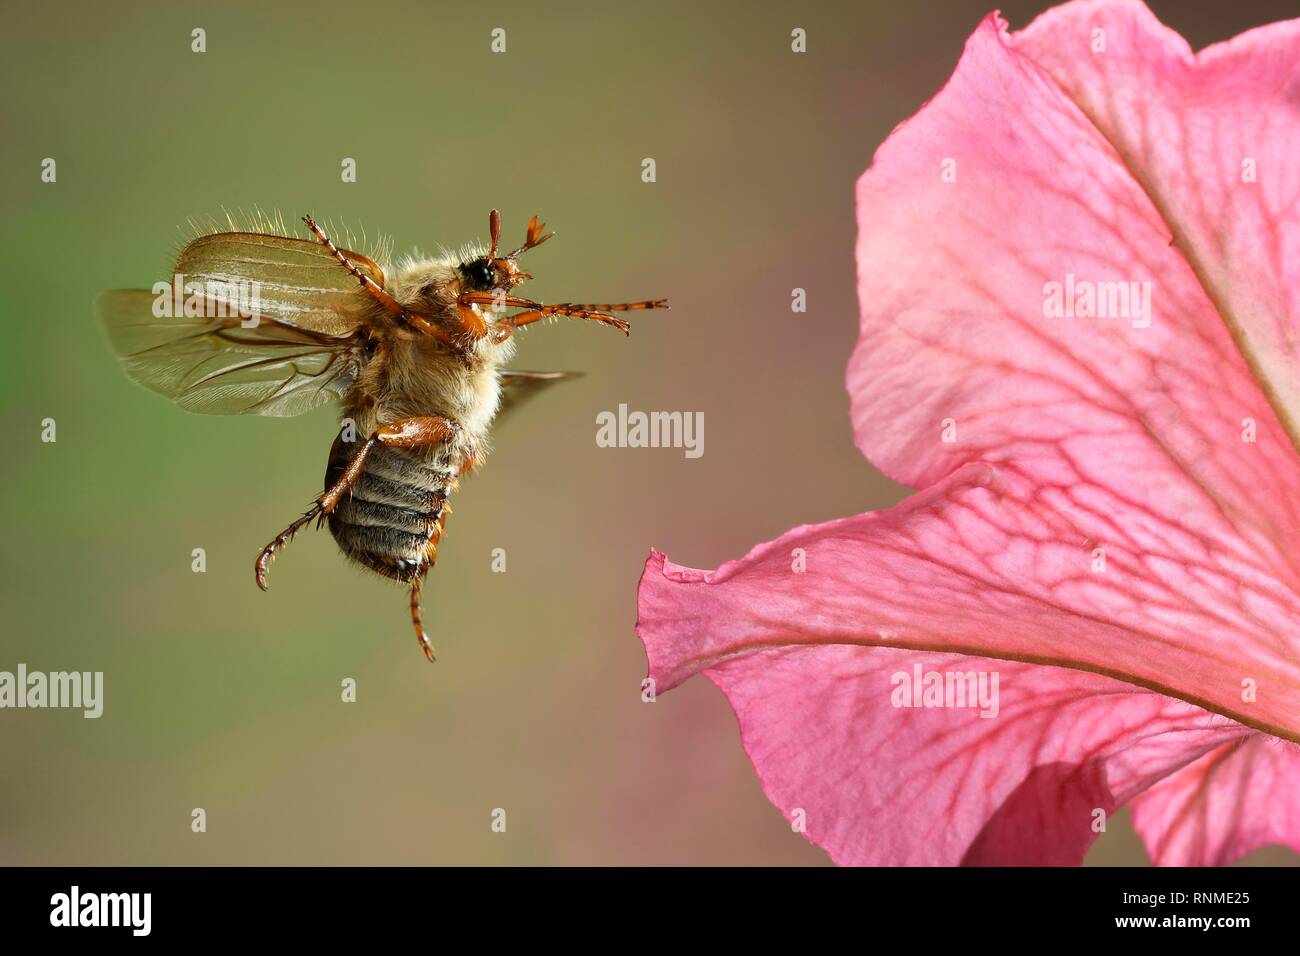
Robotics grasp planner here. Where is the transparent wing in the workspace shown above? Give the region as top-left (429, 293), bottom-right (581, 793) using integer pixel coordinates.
top-left (496, 370), bottom-right (582, 424)
top-left (97, 289), bottom-right (363, 417)
top-left (173, 231), bottom-right (385, 337)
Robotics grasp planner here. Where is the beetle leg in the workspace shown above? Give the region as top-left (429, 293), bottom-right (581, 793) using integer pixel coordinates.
top-left (410, 570), bottom-right (436, 662)
top-left (301, 215), bottom-right (406, 318)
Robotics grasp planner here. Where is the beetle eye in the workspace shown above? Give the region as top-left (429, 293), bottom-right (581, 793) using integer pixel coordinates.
top-left (465, 259), bottom-right (496, 291)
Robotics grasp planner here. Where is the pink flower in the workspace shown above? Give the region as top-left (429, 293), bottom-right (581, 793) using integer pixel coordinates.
top-left (636, 0), bottom-right (1300, 866)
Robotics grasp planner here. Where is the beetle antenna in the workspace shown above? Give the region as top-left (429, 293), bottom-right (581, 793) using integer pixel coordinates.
top-left (506, 215), bottom-right (555, 259)
top-left (487, 208), bottom-right (501, 260)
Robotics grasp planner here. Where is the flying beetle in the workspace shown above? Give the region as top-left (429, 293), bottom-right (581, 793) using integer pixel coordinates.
top-left (98, 209), bottom-right (668, 660)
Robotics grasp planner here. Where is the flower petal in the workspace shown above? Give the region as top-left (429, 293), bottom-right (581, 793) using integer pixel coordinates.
top-left (1129, 734), bottom-right (1300, 865)
top-left (851, 5), bottom-right (1300, 552)
top-left (1017, 1), bottom-right (1300, 447)
top-left (639, 462), bottom-right (1300, 740)
top-left (838, 2), bottom-right (1300, 734)
top-left (704, 644), bottom-right (1245, 865)
top-left (635, 1), bottom-right (1300, 866)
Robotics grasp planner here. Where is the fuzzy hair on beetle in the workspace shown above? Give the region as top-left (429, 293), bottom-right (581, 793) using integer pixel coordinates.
top-left (99, 209), bottom-right (668, 661)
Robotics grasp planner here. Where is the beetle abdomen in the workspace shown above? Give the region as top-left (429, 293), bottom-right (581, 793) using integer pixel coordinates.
top-left (323, 436), bottom-right (452, 582)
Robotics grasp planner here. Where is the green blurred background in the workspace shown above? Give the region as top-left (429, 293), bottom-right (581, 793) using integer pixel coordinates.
top-left (1, 0), bottom-right (1295, 866)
